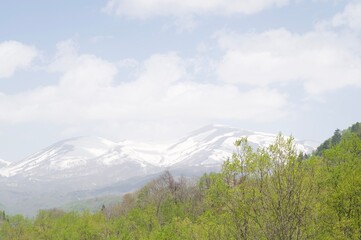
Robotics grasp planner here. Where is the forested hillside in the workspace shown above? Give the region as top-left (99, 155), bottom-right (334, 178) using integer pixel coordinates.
top-left (0, 130), bottom-right (360, 239)
top-left (315, 122), bottom-right (361, 155)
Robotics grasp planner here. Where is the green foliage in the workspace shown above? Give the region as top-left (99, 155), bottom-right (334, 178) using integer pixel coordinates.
top-left (1, 129), bottom-right (360, 239)
top-left (315, 122), bottom-right (361, 155)
top-left (199, 135), bottom-right (319, 239)
top-left (62, 195), bottom-right (122, 213)
top-left (316, 133), bottom-right (361, 239)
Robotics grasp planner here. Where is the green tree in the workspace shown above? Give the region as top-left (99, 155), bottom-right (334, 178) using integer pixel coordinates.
top-left (0, 214), bottom-right (33, 240)
top-left (317, 133), bottom-right (361, 239)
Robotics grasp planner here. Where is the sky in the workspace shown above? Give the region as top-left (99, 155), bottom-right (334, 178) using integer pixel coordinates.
top-left (1, 0), bottom-right (361, 162)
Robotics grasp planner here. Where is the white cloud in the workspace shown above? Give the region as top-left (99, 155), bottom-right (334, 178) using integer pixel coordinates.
top-left (0, 41), bottom-right (38, 78)
top-left (48, 39), bottom-right (78, 73)
top-left (329, 2), bottom-right (361, 30)
top-left (0, 44), bottom-right (288, 140)
top-left (217, 28), bottom-right (361, 95)
top-left (103, 0), bottom-right (290, 18)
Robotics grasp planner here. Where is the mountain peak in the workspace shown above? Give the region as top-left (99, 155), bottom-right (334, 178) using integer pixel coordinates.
top-left (50, 136), bottom-right (116, 148)
top-left (0, 125), bottom-right (317, 179)
top-left (193, 124), bottom-right (237, 132)
top-left (0, 158), bottom-right (10, 168)
top-left (0, 125), bottom-right (318, 215)
top-left (0, 136), bottom-right (117, 177)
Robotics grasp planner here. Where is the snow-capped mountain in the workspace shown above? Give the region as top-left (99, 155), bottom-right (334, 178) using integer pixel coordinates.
top-left (1, 137), bottom-right (117, 177)
top-left (163, 125), bottom-right (315, 168)
top-left (0, 159), bottom-right (10, 168)
top-left (0, 136), bottom-right (161, 189)
top-left (0, 125), bottom-right (316, 180)
top-left (0, 125), bottom-right (317, 215)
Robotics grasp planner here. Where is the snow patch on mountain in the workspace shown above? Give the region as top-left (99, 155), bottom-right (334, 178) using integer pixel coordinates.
top-left (0, 125), bottom-right (319, 216)
top-left (0, 137), bottom-right (117, 177)
top-left (0, 125), bottom-right (317, 179)
top-left (0, 159), bottom-right (10, 168)
top-left (163, 125), bottom-right (315, 167)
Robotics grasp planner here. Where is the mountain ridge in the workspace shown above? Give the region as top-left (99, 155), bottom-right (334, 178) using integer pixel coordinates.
top-left (0, 124), bottom-right (317, 178)
top-left (0, 159), bottom-right (10, 168)
top-left (0, 125), bottom-right (318, 216)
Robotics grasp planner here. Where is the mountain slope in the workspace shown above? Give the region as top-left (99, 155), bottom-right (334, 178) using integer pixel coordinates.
top-left (164, 125), bottom-right (315, 168)
top-left (0, 136), bottom-right (162, 191)
top-left (0, 159), bottom-right (10, 169)
top-left (315, 122), bottom-right (361, 155)
top-left (1, 137), bottom-right (116, 178)
top-left (0, 125), bottom-right (317, 215)
top-left (1, 125), bottom-right (317, 181)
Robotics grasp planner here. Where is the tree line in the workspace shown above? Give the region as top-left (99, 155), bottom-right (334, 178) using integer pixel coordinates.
top-left (0, 128), bottom-right (360, 239)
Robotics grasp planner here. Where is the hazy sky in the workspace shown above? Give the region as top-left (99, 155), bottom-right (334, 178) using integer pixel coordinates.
top-left (1, 0), bottom-right (361, 161)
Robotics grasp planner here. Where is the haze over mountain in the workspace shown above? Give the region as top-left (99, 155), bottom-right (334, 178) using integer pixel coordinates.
top-left (1, 1), bottom-right (360, 237)
top-left (0, 125), bottom-right (317, 216)
top-left (0, 159), bottom-right (10, 169)
top-left (1, 1), bottom-right (360, 163)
